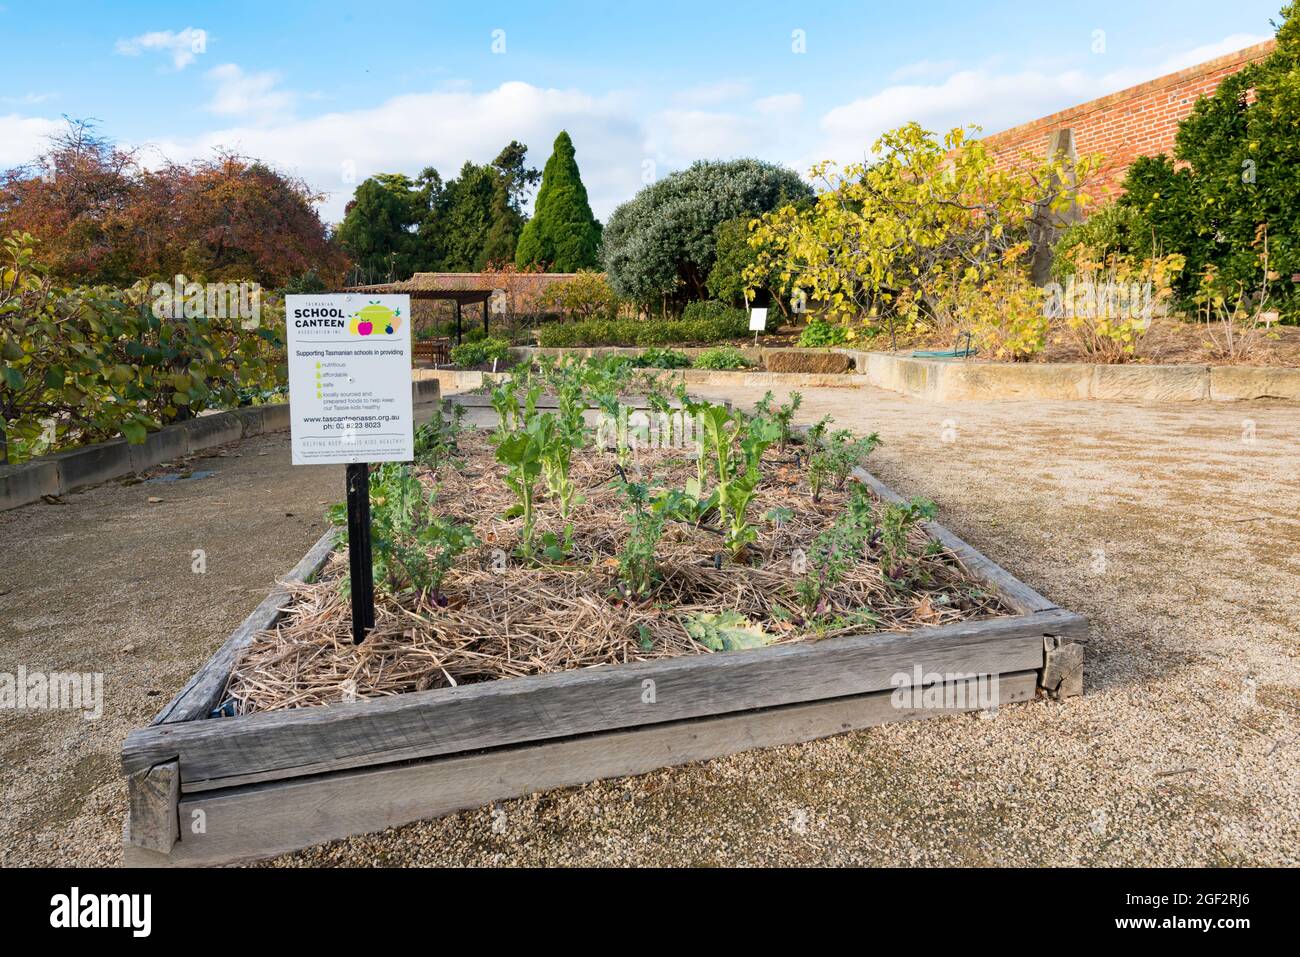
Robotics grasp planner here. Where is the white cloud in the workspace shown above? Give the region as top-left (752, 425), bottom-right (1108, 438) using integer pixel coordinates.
top-left (0, 92), bottom-right (57, 106)
top-left (754, 93), bottom-right (803, 117)
top-left (115, 27), bottom-right (208, 70)
top-left (137, 81), bottom-right (646, 223)
top-left (205, 64), bottom-right (296, 124)
top-left (644, 109), bottom-right (763, 167)
top-left (1100, 33), bottom-right (1271, 90)
top-left (0, 113), bottom-right (63, 168)
top-left (890, 58), bottom-right (960, 82)
top-left (811, 32), bottom-right (1272, 170)
top-left (674, 80), bottom-right (751, 107)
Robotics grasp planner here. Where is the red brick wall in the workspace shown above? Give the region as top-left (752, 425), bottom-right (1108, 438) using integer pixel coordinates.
top-left (983, 40), bottom-right (1276, 198)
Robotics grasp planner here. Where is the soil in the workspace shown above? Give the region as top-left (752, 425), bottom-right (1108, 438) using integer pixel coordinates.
top-left (227, 428), bottom-right (1008, 713)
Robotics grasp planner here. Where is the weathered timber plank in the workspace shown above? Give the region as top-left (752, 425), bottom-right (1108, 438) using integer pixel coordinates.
top-left (1041, 636), bottom-right (1085, 698)
top-left (850, 466), bottom-right (1060, 616)
top-left (123, 610), bottom-right (1079, 787)
top-left (126, 760), bottom-right (179, 853)
top-left (148, 528), bottom-right (338, 726)
top-left (124, 671), bottom-right (1037, 867)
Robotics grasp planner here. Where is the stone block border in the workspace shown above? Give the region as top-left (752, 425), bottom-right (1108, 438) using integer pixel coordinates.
top-left (850, 352), bottom-right (1300, 403)
top-left (0, 379), bottom-right (441, 513)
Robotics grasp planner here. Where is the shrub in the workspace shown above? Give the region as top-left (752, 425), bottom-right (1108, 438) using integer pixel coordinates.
top-left (1051, 204), bottom-right (1153, 281)
top-left (629, 347), bottom-right (691, 369)
top-left (1048, 245), bottom-right (1185, 362)
top-left (535, 307), bottom-right (746, 348)
top-left (749, 123), bottom-right (1095, 342)
top-left (536, 269), bottom-right (617, 322)
top-left (797, 318), bottom-right (850, 347)
top-left (602, 159), bottom-right (813, 308)
top-left (694, 345), bottom-right (751, 370)
top-left (449, 336), bottom-right (512, 367)
top-left (0, 231), bottom-right (285, 464)
top-left (947, 260), bottom-right (1050, 361)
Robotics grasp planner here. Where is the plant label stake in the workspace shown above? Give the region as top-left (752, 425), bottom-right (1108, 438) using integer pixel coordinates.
top-left (749, 306), bottom-right (768, 347)
top-left (284, 293), bottom-right (414, 645)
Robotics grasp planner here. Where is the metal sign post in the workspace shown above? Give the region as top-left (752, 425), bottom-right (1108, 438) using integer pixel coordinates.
top-left (345, 463), bottom-right (376, 643)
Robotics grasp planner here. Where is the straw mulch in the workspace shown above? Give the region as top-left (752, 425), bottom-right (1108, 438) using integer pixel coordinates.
top-left (227, 430), bottom-right (1010, 713)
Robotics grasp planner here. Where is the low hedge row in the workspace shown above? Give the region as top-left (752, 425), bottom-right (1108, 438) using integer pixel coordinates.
top-left (536, 302), bottom-right (748, 348)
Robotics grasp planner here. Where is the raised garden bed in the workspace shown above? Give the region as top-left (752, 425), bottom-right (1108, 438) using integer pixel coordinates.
top-left (120, 391), bottom-right (1085, 867)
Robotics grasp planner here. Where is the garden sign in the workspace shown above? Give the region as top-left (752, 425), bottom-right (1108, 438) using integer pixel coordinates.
top-left (285, 293), bottom-right (414, 643)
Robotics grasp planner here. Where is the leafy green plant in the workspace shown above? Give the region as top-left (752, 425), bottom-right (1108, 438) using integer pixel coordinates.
top-left (754, 390), bottom-right (802, 451)
top-left (878, 497), bottom-right (939, 584)
top-left (809, 429), bottom-right (881, 500)
top-left (796, 483), bottom-right (877, 616)
top-left (804, 414), bottom-right (834, 448)
top-left (535, 413), bottom-right (580, 523)
top-left (495, 425), bottom-right (546, 559)
top-left (413, 404), bottom-right (466, 468)
top-left (488, 377), bottom-right (518, 439)
top-left (450, 336), bottom-right (512, 368)
top-left (694, 345), bottom-right (751, 370)
top-left (797, 318), bottom-right (850, 348)
top-left (682, 610), bottom-right (774, 651)
top-left (328, 463), bottom-right (477, 601)
top-left (697, 403), bottom-right (780, 557)
top-left (629, 347), bottom-right (691, 369)
top-left (611, 477), bottom-right (666, 598)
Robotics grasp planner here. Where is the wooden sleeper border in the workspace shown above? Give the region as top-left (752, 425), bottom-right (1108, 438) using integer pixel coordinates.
top-left (120, 465), bottom-right (1086, 866)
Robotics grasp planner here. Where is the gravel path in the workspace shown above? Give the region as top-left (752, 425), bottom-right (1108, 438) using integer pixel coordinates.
top-left (2, 385), bottom-right (1296, 866)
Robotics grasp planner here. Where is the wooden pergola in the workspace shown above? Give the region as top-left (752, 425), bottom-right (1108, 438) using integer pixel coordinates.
top-left (346, 272), bottom-right (581, 345)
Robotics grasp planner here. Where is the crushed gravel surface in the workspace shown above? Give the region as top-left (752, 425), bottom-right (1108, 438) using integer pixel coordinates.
top-left (1, 386), bottom-right (1296, 866)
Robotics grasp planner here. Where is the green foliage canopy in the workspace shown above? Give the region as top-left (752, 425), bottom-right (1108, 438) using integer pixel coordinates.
top-left (515, 131), bottom-right (602, 271)
top-left (601, 159), bottom-right (813, 309)
top-left (1102, 3), bottom-right (1300, 317)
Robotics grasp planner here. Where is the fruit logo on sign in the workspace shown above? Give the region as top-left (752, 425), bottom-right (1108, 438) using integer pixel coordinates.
top-left (348, 301), bottom-right (402, 336)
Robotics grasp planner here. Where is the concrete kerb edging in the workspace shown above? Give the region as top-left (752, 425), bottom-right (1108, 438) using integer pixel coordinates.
top-left (0, 379), bottom-right (442, 513)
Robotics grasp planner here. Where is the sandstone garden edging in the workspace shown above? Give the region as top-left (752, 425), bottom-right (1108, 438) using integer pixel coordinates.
top-left (0, 379), bottom-right (442, 512)
top-left (415, 346), bottom-right (1300, 405)
top-left (854, 352), bottom-right (1300, 403)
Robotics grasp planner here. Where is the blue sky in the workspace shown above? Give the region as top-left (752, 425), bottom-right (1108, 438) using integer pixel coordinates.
top-left (0, 1), bottom-right (1286, 222)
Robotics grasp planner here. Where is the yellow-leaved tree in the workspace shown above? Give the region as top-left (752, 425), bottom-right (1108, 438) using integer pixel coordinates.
top-left (746, 123), bottom-right (1098, 358)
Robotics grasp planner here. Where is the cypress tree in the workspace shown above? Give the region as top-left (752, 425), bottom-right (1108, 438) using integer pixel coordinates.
top-left (515, 131), bottom-right (602, 271)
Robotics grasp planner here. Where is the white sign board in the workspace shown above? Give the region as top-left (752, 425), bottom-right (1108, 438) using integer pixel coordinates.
top-left (749, 307), bottom-right (768, 332)
top-left (285, 294), bottom-right (413, 465)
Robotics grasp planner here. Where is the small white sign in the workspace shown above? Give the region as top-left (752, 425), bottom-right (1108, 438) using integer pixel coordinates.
top-left (285, 294), bottom-right (413, 465)
top-left (749, 307), bottom-right (768, 332)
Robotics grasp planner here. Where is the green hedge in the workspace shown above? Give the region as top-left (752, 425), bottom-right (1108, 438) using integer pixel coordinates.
top-left (536, 301), bottom-right (747, 347)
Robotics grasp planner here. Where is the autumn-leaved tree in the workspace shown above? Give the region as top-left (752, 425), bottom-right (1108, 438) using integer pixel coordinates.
top-left (0, 120), bottom-right (346, 288)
